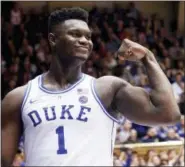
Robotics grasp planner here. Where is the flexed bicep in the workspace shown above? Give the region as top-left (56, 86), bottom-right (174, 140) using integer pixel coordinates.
top-left (114, 83), bottom-right (176, 127)
top-left (114, 84), bottom-right (154, 125)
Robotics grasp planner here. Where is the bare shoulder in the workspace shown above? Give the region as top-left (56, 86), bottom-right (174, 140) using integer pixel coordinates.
top-left (95, 75), bottom-right (128, 87)
top-left (95, 76), bottom-right (129, 91)
top-left (94, 75), bottom-right (129, 109)
top-left (2, 85), bottom-right (28, 115)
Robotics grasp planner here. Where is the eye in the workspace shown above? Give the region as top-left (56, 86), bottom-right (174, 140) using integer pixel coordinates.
top-left (86, 34), bottom-right (92, 40)
top-left (70, 32), bottom-right (82, 38)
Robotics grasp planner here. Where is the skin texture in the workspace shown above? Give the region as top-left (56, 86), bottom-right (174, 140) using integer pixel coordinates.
top-left (2, 18), bottom-right (181, 166)
top-left (2, 86), bottom-right (26, 167)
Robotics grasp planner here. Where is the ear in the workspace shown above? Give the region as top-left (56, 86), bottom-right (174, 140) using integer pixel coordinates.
top-left (48, 33), bottom-right (56, 47)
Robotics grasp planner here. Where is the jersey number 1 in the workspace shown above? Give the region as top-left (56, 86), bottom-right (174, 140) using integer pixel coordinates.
top-left (56, 126), bottom-right (67, 154)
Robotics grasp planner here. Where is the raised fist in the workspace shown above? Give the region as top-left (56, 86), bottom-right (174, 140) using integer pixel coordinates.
top-left (116, 39), bottom-right (149, 61)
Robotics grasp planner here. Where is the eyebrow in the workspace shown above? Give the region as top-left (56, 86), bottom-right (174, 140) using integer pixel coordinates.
top-left (68, 28), bottom-right (92, 34)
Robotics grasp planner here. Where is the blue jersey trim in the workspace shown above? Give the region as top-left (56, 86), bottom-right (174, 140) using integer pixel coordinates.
top-left (21, 81), bottom-right (32, 112)
top-left (91, 79), bottom-right (121, 124)
top-left (38, 73), bottom-right (85, 94)
top-left (122, 117), bottom-right (127, 126)
top-left (111, 121), bottom-right (114, 155)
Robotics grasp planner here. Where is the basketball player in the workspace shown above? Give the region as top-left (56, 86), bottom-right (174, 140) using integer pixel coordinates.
top-left (2, 8), bottom-right (181, 166)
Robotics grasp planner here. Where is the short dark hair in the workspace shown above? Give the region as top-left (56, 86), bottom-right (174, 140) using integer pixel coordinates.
top-left (48, 7), bottom-right (89, 33)
top-left (176, 72), bottom-right (182, 77)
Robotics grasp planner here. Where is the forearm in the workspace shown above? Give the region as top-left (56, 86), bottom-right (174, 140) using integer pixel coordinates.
top-left (142, 51), bottom-right (171, 92)
top-left (2, 127), bottom-right (21, 167)
top-left (142, 50), bottom-right (181, 121)
top-left (2, 146), bottom-right (16, 167)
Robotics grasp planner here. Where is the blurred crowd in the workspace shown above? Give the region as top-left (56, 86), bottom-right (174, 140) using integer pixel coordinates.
top-left (1, 2), bottom-right (184, 167)
top-left (114, 146), bottom-right (184, 166)
top-left (114, 117), bottom-right (184, 166)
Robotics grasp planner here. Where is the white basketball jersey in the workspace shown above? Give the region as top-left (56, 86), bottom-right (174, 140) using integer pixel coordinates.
top-left (21, 73), bottom-right (123, 166)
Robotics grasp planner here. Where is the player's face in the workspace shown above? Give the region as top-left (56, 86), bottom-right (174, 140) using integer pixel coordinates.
top-left (54, 19), bottom-right (93, 61)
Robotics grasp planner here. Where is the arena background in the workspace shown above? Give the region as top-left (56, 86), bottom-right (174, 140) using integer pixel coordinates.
top-left (1, 1), bottom-right (184, 166)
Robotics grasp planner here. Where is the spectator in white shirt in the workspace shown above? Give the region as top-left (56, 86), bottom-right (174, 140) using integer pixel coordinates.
top-left (172, 72), bottom-right (184, 103)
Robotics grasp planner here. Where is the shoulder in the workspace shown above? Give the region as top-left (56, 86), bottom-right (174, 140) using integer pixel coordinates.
top-left (93, 75), bottom-right (129, 109)
top-left (4, 85), bottom-right (28, 100)
top-left (95, 75), bottom-right (129, 90)
top-left (2, 84), bottom-right (28, 114)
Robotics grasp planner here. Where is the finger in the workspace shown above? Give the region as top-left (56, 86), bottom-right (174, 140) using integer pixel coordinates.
top-left (116, 47), bottom-right (133, 60)
top-left (132, 47), bottom-right (146, 55)
top-left (116, 51), bottom-right (129, 60)
top-left (124, 47), bottom-right (133, 58)
top-left (117, 54), bottom-right (125, 61)
top-left (119, 39), bottom-right (130, 52)
top-left (124, 38), bottom-right (135, 46)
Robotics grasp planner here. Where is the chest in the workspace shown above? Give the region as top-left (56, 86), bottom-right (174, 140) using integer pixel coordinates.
top-left (22, 93), bottom-right (103, 129)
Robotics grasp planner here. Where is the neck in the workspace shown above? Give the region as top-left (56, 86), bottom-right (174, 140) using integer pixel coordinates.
top-left (48, 56), bottom-right (83, 86)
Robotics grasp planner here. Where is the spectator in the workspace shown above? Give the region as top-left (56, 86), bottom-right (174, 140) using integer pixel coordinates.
top-left (146, 150), bottom-right (158, 166)
top-left (177, 116), bottom-right (185, 138)
top-left (165, 128), bottom-right (180, 141)
top-left (159, 151), bottom-right (169, 162)
top-left (172, 72), bottom-right (184, 103)
top-left (138, 157), bottom-right (146, 166)
top-left (151, 155), bottom-right (161, 166)
top-left (10, 2), bottom-right (22, 26)
top-left (126, 129), bottom-right (139, 143)
top-left (127, 2), bottom-right (140, 20)
top-left (106, 31), bottom-right (121, 52)
top-left (116, 120), bottom-right (132, 144)
top-left (19, 38), bottom-right (33, 58)
top-left (141, 128), bottom-right (159, 143)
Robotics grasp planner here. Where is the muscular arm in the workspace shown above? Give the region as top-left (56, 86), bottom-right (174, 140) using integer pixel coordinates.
top-left (2, 86), bottom-right (26, 167)
top-left (113, 51), bottom-right (181, 126)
